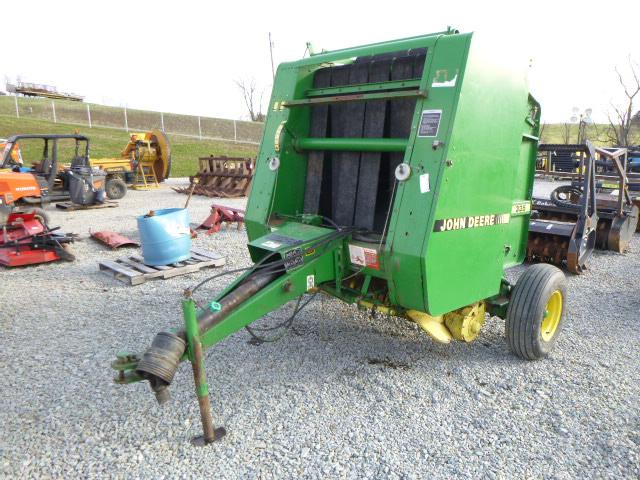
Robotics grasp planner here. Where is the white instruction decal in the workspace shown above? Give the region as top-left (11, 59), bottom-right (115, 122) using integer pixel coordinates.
top-left (419, 173), bottom-right (430, 193)
top-left (348, 244), bottom-right (380, 270)
top-left (261, 240), bottom-right (282, 249)
top-left (432, 74), bottom-right (457, 88)
top-left (306, 275), bottom-right (315, 291)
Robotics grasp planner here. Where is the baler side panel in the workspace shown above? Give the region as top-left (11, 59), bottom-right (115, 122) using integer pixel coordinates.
top-left (424, 35), bottom-right (534, 315)
top-left (245, 65), bottom-right (314, 250)
top-left (511, 94), bottom-right (541, 267)
top-left (385, 33), bottom-right (471, 311)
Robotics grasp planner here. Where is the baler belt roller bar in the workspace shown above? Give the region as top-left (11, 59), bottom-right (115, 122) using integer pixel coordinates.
top-left (281, 89), bottom-right (427, 107)
top-left (294, 137), bottom-right (408, 153)
top-left (306, 79), bottom-right (421, 97)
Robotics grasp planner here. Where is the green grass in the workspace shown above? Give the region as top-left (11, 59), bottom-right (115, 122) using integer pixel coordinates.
top-left (0, 115), bottom-right (258, 177)
top-left (0, 96), bottom-right (264, 143)
top-left (2, 113), bottom-right (636, 177)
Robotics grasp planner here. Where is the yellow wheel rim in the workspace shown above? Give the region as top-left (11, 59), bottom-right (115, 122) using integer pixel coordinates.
top-left (541, 290), bottom-right (563, 342)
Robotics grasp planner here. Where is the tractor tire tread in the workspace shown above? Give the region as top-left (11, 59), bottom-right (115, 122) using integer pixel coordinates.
top-left (506, 264), bottom-right (566, 360)
top-left (106, 178), bottom-right (127, 200)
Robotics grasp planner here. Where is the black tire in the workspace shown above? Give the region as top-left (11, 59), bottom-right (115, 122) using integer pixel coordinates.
top-left (26, 207), bottom-right (50, 225)
top-left (506, 264), bottom-right (567, 360)
top-left (105, 177), bottom-right (127, 200)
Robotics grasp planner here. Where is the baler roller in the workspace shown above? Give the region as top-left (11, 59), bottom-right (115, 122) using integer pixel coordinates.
top-left (294, 137), bottom-right (408, 153)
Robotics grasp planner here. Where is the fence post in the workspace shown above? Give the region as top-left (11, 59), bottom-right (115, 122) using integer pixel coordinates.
top-left (124, 106), bottom-right (129, 132)
top-left (233, 120), bottom-right (237, 142)
top-left (161, 112), bottom-right (165, 131)
top-left (14, 96), bottom-right (19, 118)
top-left (52, 101), bottom-right (57, 123)
top-left (87, 104), bottom-right (92, 128)
top-left (198, 116), bottom-right (202, 140)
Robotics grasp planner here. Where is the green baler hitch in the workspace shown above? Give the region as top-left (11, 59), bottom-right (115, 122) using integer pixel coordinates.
top-left (113, 221), bottom-right (351, 444)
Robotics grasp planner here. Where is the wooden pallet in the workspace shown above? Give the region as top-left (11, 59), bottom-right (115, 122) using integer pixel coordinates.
top-left (56, 201), bottom-right (119, 211)
top-left (98, 248), bottom-right (225, 285)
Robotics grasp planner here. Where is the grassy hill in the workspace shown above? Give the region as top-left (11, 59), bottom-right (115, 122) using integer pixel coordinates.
top-left (1, 113), bottom-right (635, 178)
top-left (0, 115), bottom-right (259, 177)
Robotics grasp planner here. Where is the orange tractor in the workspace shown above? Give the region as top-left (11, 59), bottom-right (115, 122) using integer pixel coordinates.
top-left (0, 134), bottom-right (110, 216)
top-left (0, 135), bottom-right (86, 266)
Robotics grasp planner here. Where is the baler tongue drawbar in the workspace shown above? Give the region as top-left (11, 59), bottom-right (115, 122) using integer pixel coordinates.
top-left (113, 221), bottom-right (350, 444)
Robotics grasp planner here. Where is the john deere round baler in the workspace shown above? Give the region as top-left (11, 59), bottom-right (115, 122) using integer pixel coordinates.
top-left (113, 29), bottom-right (567, 445)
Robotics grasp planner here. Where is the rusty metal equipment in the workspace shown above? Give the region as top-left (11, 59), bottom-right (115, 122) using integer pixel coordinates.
top-left (536, 143), bottom-right (640, 192)
top-left (528, 143), bottom-right (599, 273)
top-left (529, 144), bottom-right (638, 271)
top-left (6, 81), bottom-right (84, 101)
top-left (174, 156), bottom-right (254, 198)
top-left (111, 30), bottom-right (570, 445)
top-left (195, 204), bottom-right (245, 234)
top-left (90, 231), bottom-right (140, 249)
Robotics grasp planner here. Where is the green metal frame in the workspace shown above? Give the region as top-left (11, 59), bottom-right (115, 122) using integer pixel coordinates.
top-left (112, 28), bottom-right (541, 443)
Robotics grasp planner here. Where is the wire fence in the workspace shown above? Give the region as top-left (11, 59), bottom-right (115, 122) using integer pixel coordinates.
top-left (0, 95), bottom-right (264, 145)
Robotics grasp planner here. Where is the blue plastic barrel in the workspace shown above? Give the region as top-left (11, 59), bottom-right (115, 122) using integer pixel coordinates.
top-left (137, 208), bottom-right (192, 265)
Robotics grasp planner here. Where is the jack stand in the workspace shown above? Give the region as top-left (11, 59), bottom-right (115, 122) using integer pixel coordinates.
top-left (183, 298), bottom-right (226, 446)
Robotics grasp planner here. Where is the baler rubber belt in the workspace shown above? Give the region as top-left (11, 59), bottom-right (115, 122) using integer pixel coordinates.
top-left (303, 68), bottom-right (332, 214)
top-left (354, 59), bottom-right (391, 231)
top-left (386, 55), bottom-right (418, 209)
top-left (330, 64), bottom-right (368, 226)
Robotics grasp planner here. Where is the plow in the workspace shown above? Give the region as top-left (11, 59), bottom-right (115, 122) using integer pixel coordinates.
top-left (173, 156), bottom-right (254, 198)
top-left (527, 143), bottom-right (638, 273)
top-left (112, 30), bottom-right (571, 445)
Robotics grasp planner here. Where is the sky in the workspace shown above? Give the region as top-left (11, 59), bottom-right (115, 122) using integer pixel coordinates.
top-left (2, 0), bottom-right (639, 124)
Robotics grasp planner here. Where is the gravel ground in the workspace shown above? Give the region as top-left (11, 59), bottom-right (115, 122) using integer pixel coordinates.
top-left (0, 180), bottom-right (638, 479)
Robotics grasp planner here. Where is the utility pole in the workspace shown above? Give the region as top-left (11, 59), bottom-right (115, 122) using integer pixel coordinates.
top-left (269, 32), bottom-right (275, 81)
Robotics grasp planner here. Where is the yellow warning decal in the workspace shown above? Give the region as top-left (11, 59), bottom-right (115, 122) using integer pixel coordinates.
top-left (511, 201), bottom-right (531, 216)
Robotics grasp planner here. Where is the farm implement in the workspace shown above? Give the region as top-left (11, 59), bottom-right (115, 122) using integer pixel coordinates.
top-left (174, 156), bottom-right (255, 198)
top-left (90, 129), bottom-right (172, 195)
top-left (0, 210), bottom-right (74, 267)
top-left (528, 143), bottom-right (638, 273)
top-left (194, 204), bottom-right (245, 234)
top-left (112, 30), bottom-right (568, 444)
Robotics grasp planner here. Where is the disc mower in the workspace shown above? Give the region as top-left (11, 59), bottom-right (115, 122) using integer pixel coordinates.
top-left (112, 29), bottom-right (568, 445)
top-left (0, 209), bottom-right (75, 267)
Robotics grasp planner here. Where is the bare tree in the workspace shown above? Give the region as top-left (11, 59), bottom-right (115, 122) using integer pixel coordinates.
top-left (539, 122), bottom-right (547, 142)
top-left (234, 78), bottom-right (265, 122)
top-left (607, 57), bottom-right (640, 147)
top-left (561, 123), bottom-right (572, 144)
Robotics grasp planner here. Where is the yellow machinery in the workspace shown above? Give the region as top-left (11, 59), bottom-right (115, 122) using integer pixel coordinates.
top-left (90, 129), bottom-right (172, 196)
